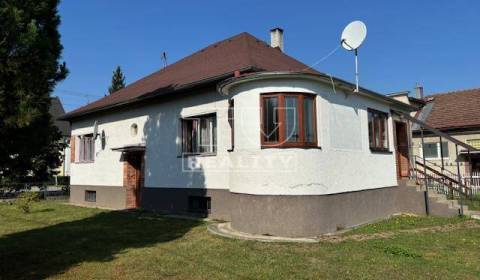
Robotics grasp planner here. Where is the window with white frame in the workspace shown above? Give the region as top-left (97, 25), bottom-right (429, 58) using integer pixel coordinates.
top-left (77, 134), bottom-right (95, 162)
top-left (421, 142), bottom-right (449, 159)
top-left (181, 114), bottom-right (217, 155)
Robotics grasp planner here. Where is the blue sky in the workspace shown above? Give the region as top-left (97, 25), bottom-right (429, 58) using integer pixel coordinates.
top-left (54, 1), bottom-right (479, 112)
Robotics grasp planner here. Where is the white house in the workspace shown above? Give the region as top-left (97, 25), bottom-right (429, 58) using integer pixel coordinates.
top-left (60, 29), bottom-right (457, 237)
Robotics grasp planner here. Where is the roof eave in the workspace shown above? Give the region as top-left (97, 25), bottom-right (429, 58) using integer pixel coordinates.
top-left (59, 66), bottom-right (261, 121)
top-left (218, 71), bottom-right (417, 112)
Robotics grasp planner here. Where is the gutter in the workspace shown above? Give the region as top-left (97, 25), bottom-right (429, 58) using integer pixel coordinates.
top-left (217, 71), bottom-right (418, 113)
top-left (58, 66), bottom-right (262, 121)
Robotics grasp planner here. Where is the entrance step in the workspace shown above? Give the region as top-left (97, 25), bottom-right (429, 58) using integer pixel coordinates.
top-left (401, 179), bottom-right (476, 217)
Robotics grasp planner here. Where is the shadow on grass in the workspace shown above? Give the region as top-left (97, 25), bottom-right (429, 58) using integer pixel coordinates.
top-left (0, 210), bottom-right (201, 280)
top-left (31, 208), bottom-right (55, 213)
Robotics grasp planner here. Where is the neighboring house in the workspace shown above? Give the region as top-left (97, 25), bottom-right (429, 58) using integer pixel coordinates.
top-left (50, 97), bottom-right (71, 176)
top-left (60, 29), bottom-right (454, 237)
top-left (407, 88), bottom-right (480, 177)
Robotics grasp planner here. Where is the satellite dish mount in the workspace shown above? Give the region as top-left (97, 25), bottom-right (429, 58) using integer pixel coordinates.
top-left (93, 121), bottom-right (99, 140)
top-left (341, 21), bottom-right (367, 92)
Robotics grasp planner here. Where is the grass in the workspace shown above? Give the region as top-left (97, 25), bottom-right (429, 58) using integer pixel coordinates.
top-left (343, 214), bottom-right (469, 235)
top-left (465, 194), bottom-right (480, 211)
top-left (0, 201), bottom-right (479, 279)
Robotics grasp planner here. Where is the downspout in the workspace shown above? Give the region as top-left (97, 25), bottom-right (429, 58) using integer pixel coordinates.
top-left (420, 128), bottom-right (430, 215)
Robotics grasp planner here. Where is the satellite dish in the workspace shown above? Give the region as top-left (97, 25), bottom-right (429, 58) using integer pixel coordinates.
top-left (93, 121), bottom-right (99, 139)
top-left (340, 20), bottom-right (367, 92)
top-left (101, 130), bottom-right (106, 150)
top-left (341, 21), bottom-right (367, 51)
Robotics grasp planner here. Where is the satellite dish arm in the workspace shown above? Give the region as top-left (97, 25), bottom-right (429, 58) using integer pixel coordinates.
top-left (341, 39), bottom-right (354, 50)
top-left (354, 48), bottom-right (359, 92)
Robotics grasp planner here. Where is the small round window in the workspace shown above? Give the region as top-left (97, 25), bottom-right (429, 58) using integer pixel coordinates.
top-left (130, 123), bottom-right (138, 137)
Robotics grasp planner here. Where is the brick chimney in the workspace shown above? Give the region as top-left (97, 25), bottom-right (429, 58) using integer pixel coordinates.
top-left (270, 28), bottom-right (284, 52)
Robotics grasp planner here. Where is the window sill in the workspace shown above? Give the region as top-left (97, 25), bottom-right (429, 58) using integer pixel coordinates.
top-left (370, 148), bottom-right (392, 154)
top-left (261, 144), bottom-right (321, 150)
top-left (177, 153), bottom-right (217, 158)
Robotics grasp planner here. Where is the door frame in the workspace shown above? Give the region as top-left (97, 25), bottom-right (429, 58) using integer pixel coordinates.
top-left (124, 151), bottom-right (144, 209)
top-left (394, 121), bottom-right (410, 178)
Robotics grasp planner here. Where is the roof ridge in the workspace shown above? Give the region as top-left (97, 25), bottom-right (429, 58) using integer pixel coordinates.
top-left (428, 87), bottom-right (480, 97)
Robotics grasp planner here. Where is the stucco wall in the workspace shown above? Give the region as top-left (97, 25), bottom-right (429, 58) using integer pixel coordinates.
top-left (70, 77), bottom-right (400, 197)
top-left (412, 132), bottom-right (480, 175)
top-left (228, 79), bottom-right (398, 195)
top-left (70, 88), bottom-right (231, 190)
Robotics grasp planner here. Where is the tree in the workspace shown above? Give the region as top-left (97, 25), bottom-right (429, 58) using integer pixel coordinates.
top-left (0, 0), bottom-right (68, 183)
top-left (108, 66), bottom-right (126, 94)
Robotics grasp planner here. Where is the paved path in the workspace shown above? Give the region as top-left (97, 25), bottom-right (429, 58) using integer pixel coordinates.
top-left (208, 220), bottom-right (480, 243)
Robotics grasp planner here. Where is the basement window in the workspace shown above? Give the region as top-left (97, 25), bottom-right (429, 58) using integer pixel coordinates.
top-left (188, 196), bottom-right (211, 214)
top-left (85, 190), bottom-right (96, 202)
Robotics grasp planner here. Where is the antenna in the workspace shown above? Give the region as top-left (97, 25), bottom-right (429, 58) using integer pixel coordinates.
top-left (162, 51), bottom-right (168, 69)
top-left (341, 21), bottom-right (367, 92)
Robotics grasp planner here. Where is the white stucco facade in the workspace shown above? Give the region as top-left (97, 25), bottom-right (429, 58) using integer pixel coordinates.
top-left (70, 74), bottom-right (404, 196)
top-left (70, 88), bottom-right (231, 190)
top-left (227, 77), bottom-right (398, 195)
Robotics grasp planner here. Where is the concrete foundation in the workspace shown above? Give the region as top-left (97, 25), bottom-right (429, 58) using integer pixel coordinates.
top-left (70, 185), bottom-right (126, 210)
top-left (70, 183), bottom-right (459, 237)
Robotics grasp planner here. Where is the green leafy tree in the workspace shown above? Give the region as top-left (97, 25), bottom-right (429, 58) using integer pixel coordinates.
top-left (108, 66), bottom-right (126, 94)
top-left (0, 0), bottom-right (68, 183)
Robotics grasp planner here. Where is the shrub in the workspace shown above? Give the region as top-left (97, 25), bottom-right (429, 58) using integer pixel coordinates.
top-left (15, 192), bottom-right (40, 213)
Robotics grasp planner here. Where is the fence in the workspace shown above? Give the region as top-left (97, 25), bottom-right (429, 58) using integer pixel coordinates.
top-left (462, 171), bottom-right (480, 197)
top-left (0, 176), bottom-right (70, 200)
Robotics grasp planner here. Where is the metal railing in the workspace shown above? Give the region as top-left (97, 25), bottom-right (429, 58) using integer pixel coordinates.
top-left (413, 158), bottom-right (473, 199)
top-left (394, 110), bottom-right (480, 215)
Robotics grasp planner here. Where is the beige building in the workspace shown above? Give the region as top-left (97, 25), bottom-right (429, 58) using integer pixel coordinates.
top-left (392, 88), bottom-right (480, 178)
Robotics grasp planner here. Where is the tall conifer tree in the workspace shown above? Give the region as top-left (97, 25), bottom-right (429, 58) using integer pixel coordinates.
top-left (0, 0), bottom-right (68, 182)
top-left (108, 66), bottom-right (126, 94)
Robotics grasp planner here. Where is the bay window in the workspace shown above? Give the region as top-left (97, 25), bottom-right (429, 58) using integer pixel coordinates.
top-left (181, 114), bottom-right (217, 155)
top-left (368, 109), bottom-right (389, 151)
top-left (260, 93), bottom-right (317, 148)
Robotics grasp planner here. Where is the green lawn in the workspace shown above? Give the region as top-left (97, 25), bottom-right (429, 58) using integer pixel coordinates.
top-left (465, 194), bottom-right (480, 211)
top-left (1, 202), bottom-right (480, 279)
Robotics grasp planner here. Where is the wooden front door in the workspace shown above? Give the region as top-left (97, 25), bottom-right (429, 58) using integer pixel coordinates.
top-left (124, 152), bottom-right (144, 209)
top-left (395, 122), bottom-right (410, 178)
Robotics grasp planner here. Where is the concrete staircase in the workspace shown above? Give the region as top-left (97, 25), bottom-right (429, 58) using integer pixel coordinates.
top-left (403, 179), bottom-right (480, 219)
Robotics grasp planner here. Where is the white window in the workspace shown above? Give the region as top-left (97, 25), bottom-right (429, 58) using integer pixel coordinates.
top-left (181, 114), bottom-right (216, 155)
top-left (421, 142), bottom-right (449, 160)
top-left (78, 134), bottom-right (95, 162)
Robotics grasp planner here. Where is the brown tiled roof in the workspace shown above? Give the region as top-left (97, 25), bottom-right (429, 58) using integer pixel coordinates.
top-left (62, 32), bottom-right (318, 120)
top-left (423, 88), bottom-right (480, 130)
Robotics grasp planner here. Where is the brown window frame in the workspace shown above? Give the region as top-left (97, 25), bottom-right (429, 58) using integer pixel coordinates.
top-left (368, 108), bottom-right (389, 152)
top-left (260, 92), bottom-right (318, 148)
